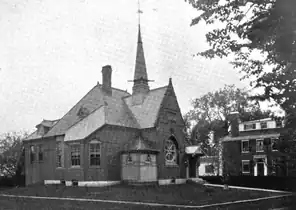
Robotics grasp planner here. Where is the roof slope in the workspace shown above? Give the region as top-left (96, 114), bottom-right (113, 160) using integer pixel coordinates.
top-left (44, 85), bottom-right (130, 137)
top-left (124, 86), bottom-right (168, 128)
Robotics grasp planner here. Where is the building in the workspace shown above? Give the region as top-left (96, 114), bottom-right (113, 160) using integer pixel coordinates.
top-left (23, 25), bottom-right (202, 186)
top-left (222, 113), bottom-right (290, 176)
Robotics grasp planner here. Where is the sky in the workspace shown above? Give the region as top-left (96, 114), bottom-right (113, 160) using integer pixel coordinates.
top-left (0, 0), bottom-right (251, 134)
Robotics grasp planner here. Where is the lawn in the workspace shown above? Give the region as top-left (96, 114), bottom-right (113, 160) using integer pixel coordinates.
top-left (0, 182), bottom-right (293, 210)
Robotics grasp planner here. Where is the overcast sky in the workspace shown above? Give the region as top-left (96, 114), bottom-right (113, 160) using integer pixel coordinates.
top-left (0, 0), bottom-right (249, 134)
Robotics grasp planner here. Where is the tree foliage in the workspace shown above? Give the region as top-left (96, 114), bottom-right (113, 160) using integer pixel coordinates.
top-left (186, 0), bottom-right (296, 118)
top-left (0, 131), bottom-right (27, 177)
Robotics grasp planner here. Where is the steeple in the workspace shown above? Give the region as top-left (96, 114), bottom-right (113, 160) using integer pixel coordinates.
top-left (132, 25), bottom-right (150, 95)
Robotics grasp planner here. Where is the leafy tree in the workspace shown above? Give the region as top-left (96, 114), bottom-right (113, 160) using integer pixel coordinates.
top-left (0, 131), bottom-right (27, 177)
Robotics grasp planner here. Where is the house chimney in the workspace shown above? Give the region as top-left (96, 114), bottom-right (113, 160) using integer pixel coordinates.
top-left (228, 111), bottom-right (240, 137)
top-left (102, 65), bottom-right (112, 94)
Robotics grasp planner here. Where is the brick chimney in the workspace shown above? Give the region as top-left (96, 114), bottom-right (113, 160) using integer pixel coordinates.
top-left (102, 65), bottom-right (112, 94)
top-left (228, 111), bottom-right (240, 137)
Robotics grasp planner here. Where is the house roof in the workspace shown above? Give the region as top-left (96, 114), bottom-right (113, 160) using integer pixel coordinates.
top-left (36, 119), bottom-right (59, 128)
top-left (223, 133), bottom-right (281, 142)
top-left (122, 135), bottom-right (159, 153)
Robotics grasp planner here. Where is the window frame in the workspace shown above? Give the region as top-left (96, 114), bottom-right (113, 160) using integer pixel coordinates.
top-left (256, 139), bottom-right (264, 152)
top-left (145, 154), bottom-right (152, 163)
top-left (38, 144), bottom-right (44, 161)
top-left (164, 138), bottom-right (178, 166)
top-left (242, 160), bottom-right (250, 174)
top-left (56, 142), bottom-right (63, 168)
top-left (244, 123), bottom-right (256, 131)
top-left (70, 143), bottom-right (81, 168)
top-left (30, 145), bottom-right (35, 163)
top-left (89, 140), bottom-right (101, 167)
top-left (271, 138), bottom-right (278, 151)
top-left (260, 122), bottom-right (267, 129)
top-left (241, 140), bottom-right (250, 153)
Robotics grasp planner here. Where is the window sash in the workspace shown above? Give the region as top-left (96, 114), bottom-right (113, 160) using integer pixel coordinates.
top-left (256, 139), bottom-right (264, 152)
top-left (271, 138), bottom-right (278, 151)
top-left (241, 141), bottom-right (249, 153)
top-left (89, 143), bottom-right (101, 166)
top-left (56, 142), bottom-right (63, 167)
top-left (38, 145), bottom-right (43, 161)
top-left (260, 122), bottom-right (267, 129)
top-left (71, 145), bottom-right (81, 166)
top-left (242, 161), bottom-right (250, 173)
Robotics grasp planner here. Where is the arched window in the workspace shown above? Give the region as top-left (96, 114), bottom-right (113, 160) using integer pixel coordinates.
top-left (164, 136), bottom-right (178, 165)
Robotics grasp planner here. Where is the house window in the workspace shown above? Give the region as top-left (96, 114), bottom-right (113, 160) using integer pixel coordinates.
top-left (271, 138), bottom-right (278, 151)
top-left (256, 139), bottom-right (264, 152)
top-left (164, 137), bottom-right (178, 165)
top-left (146, 154), bottom-right (151, 163)
top-left (244, 123), bottom-right (256, 131)
top-left (205, 164), bottom-right (214, 174)
top-left (38, 145), bottom-right (43, 161)
top-left (71, 144), bottom-right (80, 167)
top-left (30, 145), bottom-right (35, 163)
top-left (89, 140), bottom-right (101, 166)
top-left (276, 121), bottom-right (282, 128)
top-left (260, 122), bottom-right (267, 129)
top-left (126, 154), bottom-right (132, 163)
top-left (241, 140), bottom-right (249, 153)
top-left (242, 160), bottom-right (250, 173)
top-left (56, 142), bottom-right (62, 168)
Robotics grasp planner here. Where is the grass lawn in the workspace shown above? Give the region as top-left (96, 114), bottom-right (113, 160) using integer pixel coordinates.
top-left (0, 182), bottom-right (293, 210)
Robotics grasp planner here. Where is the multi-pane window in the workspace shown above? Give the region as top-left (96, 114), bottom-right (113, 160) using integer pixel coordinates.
top-left (244, 123), bottom-right (256, 131)
top-left (38, 145), bottom-right (43, 161)
top-left (260, 122), bottom-right (267, 129)
top-left (242, 160), bottom-right (250, 173)
top-left (89, 141), bottom-right (101, 166)
top-left (271, 138), bottom-right (278, 151)
top-left (205, 164), bottom-right (214, 174)
top-left (56, 142), bottom-right (62, 168)
top-left (164, 139), bottom-right (178, 165)
top-left (256, 139), bottom-right (264, 152)
top-left (241, 140), bottom-right (249, 153)
top-left (71, 144), bottom-right (80, 167)
top-left (30, 145), bottom-right (35, 163)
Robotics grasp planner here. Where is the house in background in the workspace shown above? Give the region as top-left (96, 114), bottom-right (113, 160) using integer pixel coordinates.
top-left (23, 25), bottom-right (203, 186)
top-left (222, 113), bottom-right (289, 176)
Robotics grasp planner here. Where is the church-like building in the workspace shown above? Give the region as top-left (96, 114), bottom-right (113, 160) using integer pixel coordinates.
top-left (23, 25), bottom-right (202, 186)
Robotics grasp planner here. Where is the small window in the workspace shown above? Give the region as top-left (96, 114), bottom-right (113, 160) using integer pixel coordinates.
top-left (145, 154), bottom-right (151, 163)
top-left (260, 122), bottom-right (267, 129)
top-left (242, 160), bottom-right (250, 173)
top-left (126, 154), bottom-right (132, 163)
top-left (241, 140), bottom-right (249, 153)
top-left (56, 142), bottom-right (62, 168)
top-left (30, 145), bottom-right (35, 163)
top-left (71, 144), bottom-right (80, 167)
top-left (256, 139), bottom-right (264, 152)
top-left (205, 164), bottom-right (214, 174)
top-left (244, 123), bottom-right (256, 131)
top-left (271, 138), bottom-right (278, 151)
top-left (38, 145), bottom-right (43, 161)
top-left (89, 141), bottom-right (101, 166)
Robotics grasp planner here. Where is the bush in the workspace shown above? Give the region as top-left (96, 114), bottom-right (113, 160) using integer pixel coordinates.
top-left (0, 174), bottom-right (25, 187)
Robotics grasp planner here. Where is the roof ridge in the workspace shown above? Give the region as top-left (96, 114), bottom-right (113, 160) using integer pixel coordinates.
top-left (44, 85), bottom-right (99, 137)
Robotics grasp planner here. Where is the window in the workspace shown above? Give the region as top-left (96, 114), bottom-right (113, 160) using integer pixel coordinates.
top-left (205, 164), bottom-right (214, 174)
top-left (244, 123), bottom-right (256, 131)
top-left (38, 145), bottom-right (43, 161)
top-left (145, 154), bottom-right (151, 163)
top-left (242, 160), bottom-right (250, 173)
top-left (126, 154), bottom-right (132, 163)
top-left (71, 144), bottom-right (80, 167)
top-left (56, 142), bottom-right (62, 168)
top-left (89, 140), bottom-right (101, 166)
top-left (241, 140), bottom-right (249, 153)
top-left (30, 145), bottom-right (35, 163)
top-left (260, 122), bottom-right (267, 129)
top-left (256, 139), bottom-right (264, 152)
top-left (271, 138), bottom-right (278, 151)
top-left (164, 137), bottom-right (178, 165)
top-left (276, 121), bottom-right (282, 128)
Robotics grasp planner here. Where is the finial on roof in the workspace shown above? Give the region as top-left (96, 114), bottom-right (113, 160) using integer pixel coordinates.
top-left (169, 77), bottom-right (172, 86)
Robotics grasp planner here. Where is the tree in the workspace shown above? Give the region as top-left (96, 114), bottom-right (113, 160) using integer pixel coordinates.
top-left (0, 131), bottom-right (28, 177)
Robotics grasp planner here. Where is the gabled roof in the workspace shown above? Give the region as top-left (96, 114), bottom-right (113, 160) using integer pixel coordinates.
top-left (124, 86), bottom-right (168, 128)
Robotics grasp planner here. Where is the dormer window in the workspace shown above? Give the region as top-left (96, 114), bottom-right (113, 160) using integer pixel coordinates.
top-left (244, 123), bottom-right (256, 131)
top-left (260, 122), bottom-right (267, 129)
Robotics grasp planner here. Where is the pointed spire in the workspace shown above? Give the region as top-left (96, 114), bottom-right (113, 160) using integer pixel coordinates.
top-left (132, 25), bottom-right (150, 95)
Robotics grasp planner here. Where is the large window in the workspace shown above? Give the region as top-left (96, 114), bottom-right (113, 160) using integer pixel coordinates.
top-left (89, 140), bottom-right (101, 166)
top-left (56, 142), bottom-right (63, 168)
top-left (164, 137), bottom-right (178, 165)
top-left (256, 139), bottom-right (264, 152)
top-left (30, 145), bottom-right (35, 163)
top-left (241, 140), bottom-right (249, 153)
top-left (244, 123), bottom-right (256, 130)
top-left (242, 160), bottom-right (250, 173)
top-left (38, 145), bottom-right (43, 161)
top-left (71, 144), bottom-right (80, 167)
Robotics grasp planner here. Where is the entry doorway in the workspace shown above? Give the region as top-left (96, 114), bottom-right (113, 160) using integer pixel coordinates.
top-left (257, 162), bottom-right (265, 176)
